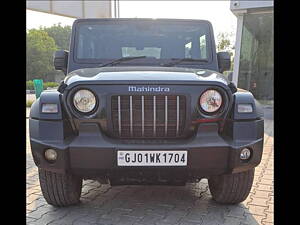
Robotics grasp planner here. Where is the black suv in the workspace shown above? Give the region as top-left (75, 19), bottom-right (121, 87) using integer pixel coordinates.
top-left (29, 19), bottom-right (264, 206)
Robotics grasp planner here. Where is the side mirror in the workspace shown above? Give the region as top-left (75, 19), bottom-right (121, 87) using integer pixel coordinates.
top-left (217, 52), bottom-right (231, 73)
top-left (54, 50), bottom-right (68, 75)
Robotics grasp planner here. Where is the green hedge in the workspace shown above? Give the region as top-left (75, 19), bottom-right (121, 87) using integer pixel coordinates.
top-left (26, 80), bottom-right (34, 90)
top-left (26, 80), bottom-right (59, 90)
top-left (44, 82), bottom-right (59, 89)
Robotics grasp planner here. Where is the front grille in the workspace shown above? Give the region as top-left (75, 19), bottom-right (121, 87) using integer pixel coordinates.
top-left (111, 95), bottom-right (186, 138)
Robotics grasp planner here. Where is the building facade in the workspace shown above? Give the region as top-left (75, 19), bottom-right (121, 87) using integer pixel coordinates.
top-left (231, 1), bottom-right (274, 101)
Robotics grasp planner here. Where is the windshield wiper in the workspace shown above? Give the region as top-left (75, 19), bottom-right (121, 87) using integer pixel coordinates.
top-left (99, 56), bottom-right (147, 67)
top-left (161, 58), bottom-right (208, 67)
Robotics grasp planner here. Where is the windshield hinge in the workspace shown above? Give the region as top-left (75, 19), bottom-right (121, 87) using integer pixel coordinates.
top-left (57, 81), bottom-right (68, 93)
top-left (228, 82), bottom-right (237, 94)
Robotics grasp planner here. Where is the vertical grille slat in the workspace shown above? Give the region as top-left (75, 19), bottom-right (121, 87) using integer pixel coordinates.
top-left (129, 96), bottom-right (133, 136)
top-left (165, 96), bottom-right (168, 136)
top-left (153, 96), bottom-right (156, 137)
top-left (176, 95), bottom-right (179, 136)
top-left (111, 95), bottom-right (186, 138)
top-left (118, 96), bottom-right (121, 136)
top-left (141, 95), bottom-right (145, 137)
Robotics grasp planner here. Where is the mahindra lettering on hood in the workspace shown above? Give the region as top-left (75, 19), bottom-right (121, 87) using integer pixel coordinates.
top-left (29, 18), bottom-right (264, 207)
top-left (128, 86), bottom-right (170, 92)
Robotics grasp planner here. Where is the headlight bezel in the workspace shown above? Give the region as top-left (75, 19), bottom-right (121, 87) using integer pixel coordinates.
top-left (198, 88), bottom-right (227, 116)
top-left (71, 88), bottom-right (99, 116)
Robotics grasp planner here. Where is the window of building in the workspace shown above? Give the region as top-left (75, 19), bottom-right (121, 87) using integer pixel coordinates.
top-left (238, 12), bottom-right (274, 101)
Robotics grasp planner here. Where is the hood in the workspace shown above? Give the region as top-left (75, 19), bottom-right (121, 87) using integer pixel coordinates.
top-left (64, 66), bottom-right (230, 86)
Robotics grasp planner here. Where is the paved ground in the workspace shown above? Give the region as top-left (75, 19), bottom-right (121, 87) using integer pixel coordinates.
top-left (27, 94), bottom-right (36, 103)
top-left (26, 107), bottom-right (273, 225)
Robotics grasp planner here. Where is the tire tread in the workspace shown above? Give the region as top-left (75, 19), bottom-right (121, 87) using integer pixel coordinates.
top-left (38, 169), bottom-right (82, 207)
top-left (208, 169), bottom-right (254, 204)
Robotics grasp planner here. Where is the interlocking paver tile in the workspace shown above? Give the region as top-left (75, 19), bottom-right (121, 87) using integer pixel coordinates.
top-left (127, 208), bottom-right (151, 218)
top-left (256, 184), bottom-right (273, 192)
top-left (268, 196), bottom-right (274, 204)
top-left (161, 210), bottom-right (188, 224)
top-left (26, 217), bottom-right (37, 224)
top-left (249, 198), bottom-right (269, 207)
top-left (247, 205), bottom-right (268, 217)
top-left (253, 190), bottom-right (271, 199)
top-left (226, 206), bottom-right (247, 219)
top-left (179, 221), bottom-right (202, 225)
top-left (242, 213), bottom-right (265, 225)
top-left (48, 211), bottom-right (89, 225)
top-left (183, 211), bottom-right (204, 223)
top-left (115, 215), bottom-right (142, 225)
top-left (72, 214), bottom-right (102, 224)
top-left (223, 216), bottom-right (244, 225)
top-left (200, 214), bottom-right (224, 225)
top-left (262, 213), bottom-right (274, 224)
top-left (137, 213), bottom-right (165, 225)
top-left (265, 203), bottom-right (274, 213)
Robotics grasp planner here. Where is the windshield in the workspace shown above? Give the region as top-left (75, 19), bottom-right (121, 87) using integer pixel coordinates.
top-left (74, 20), bottom-right (212, 66)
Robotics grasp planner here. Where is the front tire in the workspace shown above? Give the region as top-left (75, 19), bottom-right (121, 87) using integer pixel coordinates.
top-left (208, 169), bottom-right (254, 204)
top-left (38, 169), bottom-right (82, 207)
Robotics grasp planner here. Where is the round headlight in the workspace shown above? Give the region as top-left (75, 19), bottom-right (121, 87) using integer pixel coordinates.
top-left (73, 89), bottom-right (96, 113)
top-left (199, 89), bottom-right (222, 113)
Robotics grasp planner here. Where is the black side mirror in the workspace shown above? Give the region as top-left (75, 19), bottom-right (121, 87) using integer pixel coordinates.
top-left (217, 52), bottom-right (231, 73)
top-left (54, 50), bottom-right (68, 75)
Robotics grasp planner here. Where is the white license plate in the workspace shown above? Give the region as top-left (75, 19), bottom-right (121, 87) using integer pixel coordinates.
top-left (117, 151), bottom-right (187, 166)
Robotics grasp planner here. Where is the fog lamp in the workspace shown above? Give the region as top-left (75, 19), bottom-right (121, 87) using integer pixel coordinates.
top-left (44, 149), bottom-right (57, 162)
top-left (240, 148), bottom-right (251, 160)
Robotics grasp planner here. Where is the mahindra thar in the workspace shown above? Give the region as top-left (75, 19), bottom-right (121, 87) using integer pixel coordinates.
top-left (29, 19), bottom-right (264, 206)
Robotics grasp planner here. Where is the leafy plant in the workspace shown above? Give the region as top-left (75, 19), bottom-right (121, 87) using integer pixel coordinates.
top-left (26, 24), bottom-right (71, 82)
top-left (26, 29), bottom-right (57, 81)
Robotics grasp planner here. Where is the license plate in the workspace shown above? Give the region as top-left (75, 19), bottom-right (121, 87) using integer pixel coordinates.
top-left (117, 151), bottom-right (187, 166)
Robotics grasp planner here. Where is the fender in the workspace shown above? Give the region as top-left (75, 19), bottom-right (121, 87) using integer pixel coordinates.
top-left (222, 90), bottom-right (264, 141)
top-left (29, 90), bottom-right (74, 141)
top-left (30, 90), bottom-right (63, 120)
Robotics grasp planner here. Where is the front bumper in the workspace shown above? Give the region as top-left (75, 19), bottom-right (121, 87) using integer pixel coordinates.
top-left (29, 119), bottom-right (264, 180)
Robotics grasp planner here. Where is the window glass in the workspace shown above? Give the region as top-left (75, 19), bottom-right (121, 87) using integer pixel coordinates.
top-left (238, 12), bottom-right (273, 101)
top-left (122, 47), bottom-right (161, 58)
top-left (199, 35), bottom-right (207, 59)
top-left (184, 42), bottom-right (192, 58)
top-left (75, 21), bottom-right (211, 62)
